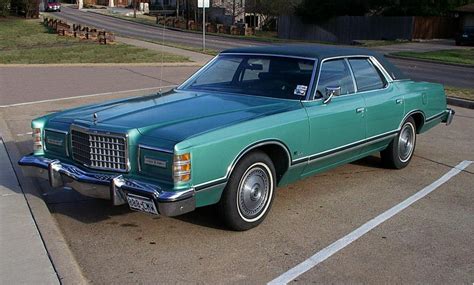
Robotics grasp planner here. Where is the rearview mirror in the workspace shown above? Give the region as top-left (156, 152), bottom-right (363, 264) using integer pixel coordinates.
top-left (246, 63), bottom-right (263, 71)
top-left (323, 86), bottom-right (341, 104)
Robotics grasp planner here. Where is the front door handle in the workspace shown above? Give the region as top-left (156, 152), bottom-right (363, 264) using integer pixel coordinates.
top-left (356, 107), bottom-right (365, 113)
top-left (396, 98), bottom-right (403, 104)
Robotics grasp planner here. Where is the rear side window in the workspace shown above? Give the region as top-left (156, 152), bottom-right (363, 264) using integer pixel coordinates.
top-left (348, 58), bottom-right (386, 92)
top-left (316, 59), bottom-right (355, 98)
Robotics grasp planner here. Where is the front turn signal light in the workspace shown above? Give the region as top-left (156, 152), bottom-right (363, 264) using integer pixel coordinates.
top-left (33, 128), bottom-right (43, 152)
top-left (173, 153), bottom-right (191, 183)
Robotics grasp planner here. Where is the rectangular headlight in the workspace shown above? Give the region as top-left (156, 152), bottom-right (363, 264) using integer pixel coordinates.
top-left (173, 153), bottom-right (191, 183)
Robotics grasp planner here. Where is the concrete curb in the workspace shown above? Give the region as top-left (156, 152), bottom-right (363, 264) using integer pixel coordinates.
top-left (447, 97), bottom-right (474, 109)
top-left (0, 117), bottom-right (88, 284)
top-left (386, 54), bottom-right (474, 68)
top-left (0, 62), bottom-right (203, 68)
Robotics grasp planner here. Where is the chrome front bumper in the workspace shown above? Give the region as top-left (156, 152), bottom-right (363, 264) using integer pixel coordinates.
top-left (18, 155), bottom-right (195, 217)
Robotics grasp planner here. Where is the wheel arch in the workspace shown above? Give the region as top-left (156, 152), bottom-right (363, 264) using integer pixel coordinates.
top-left (401, 110), bottom-right (426, 133)
top-left (226, 140), bottom-right (292, 184)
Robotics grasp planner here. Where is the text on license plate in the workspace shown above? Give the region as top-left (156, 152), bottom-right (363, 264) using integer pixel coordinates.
top-left (126, 194), bottom-right (159, 215)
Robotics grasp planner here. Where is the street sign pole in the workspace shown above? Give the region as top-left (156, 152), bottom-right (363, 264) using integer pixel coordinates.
top-left (198, 0), bottom-right (209, 52)
top-left (203, 5), bottom-right (205, 51)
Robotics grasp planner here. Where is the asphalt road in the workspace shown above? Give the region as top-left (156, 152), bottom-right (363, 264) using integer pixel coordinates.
top-left (0, 66), bottom-right (198, 106)
top-left (52, 6), bottom-right (474, 89)
top-left (2, 91), bottom-right (473, 283)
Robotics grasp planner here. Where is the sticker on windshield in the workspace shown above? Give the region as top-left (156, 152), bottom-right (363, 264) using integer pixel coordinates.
top-left (294, 85), bottom-right (308, 96)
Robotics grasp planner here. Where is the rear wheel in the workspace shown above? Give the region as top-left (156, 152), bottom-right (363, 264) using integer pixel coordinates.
top-left (217, 151), bottom-right (276, 231)
top-left (381, 117), bottom-right (416, 169)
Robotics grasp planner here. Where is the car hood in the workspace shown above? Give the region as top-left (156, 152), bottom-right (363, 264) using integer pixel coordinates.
top-left (50, 90), bottom-right (301, 142)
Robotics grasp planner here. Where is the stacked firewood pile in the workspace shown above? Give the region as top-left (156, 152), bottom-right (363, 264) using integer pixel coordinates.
top-left (155, 16), bottom-right (255, 36)
top-left (43, 17), bottom-right (115, 44)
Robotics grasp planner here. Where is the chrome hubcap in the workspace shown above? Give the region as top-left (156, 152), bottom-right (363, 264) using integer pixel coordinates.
top-left (238, 166), bottom-right (270, 219)
top-left (398, 123), bottom-right (415, 162)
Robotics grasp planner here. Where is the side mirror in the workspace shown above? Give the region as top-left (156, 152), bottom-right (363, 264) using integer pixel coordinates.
top-left (323, 86), bottom-right (341, 104)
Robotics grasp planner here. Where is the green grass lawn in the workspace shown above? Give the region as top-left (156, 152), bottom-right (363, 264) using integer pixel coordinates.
top-left (354, 39), bottom-right (409, 47)
top-left (445, 86), bottom-right (474, 101)
top-left (392, 49), bottom-right (474, 66)
top-left (0, 17), bottom-right (189, 64)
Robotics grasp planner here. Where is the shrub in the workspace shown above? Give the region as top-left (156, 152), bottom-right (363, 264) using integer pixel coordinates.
top-left (0, 0), bottom-right (10, 17)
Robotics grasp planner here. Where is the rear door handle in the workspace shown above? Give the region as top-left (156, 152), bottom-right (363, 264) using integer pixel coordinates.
top-left (396, 99), bottom-right (403, 104)
top-left (356, 107), bottom-right (365, 113)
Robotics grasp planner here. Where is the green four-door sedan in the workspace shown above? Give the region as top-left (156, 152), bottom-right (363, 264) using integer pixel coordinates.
top-left (19, 45), bottom-right (454, 230)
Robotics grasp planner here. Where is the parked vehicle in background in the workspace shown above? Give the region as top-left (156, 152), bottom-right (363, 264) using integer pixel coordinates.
top-left (46, 0), bottom-right (61, 12)
top-left (456, 26), bottom-right (474, 46)
top-left (19, 45), bottom-right (454, 231)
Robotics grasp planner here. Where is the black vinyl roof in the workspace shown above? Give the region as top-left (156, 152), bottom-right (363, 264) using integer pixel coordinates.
top-left (221, 44), bottom-right (407, 80)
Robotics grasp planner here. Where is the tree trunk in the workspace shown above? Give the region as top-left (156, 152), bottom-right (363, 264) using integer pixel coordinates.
top-left (133, 0), bottom-right (136, 18)
top-left (232, 0), bottom-right (236, 24)
top-left (108, 0), bottom-right (114, 8)
top-left (78, 0), bottom-right (83, 9)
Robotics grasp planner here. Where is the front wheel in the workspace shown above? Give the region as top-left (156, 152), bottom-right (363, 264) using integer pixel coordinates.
top-left (217, 151), bottom-right (276, 231)
top-left (381, 117), bottom-right (417, 169)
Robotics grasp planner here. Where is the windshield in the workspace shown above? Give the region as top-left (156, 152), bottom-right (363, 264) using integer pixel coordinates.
top-left (180, 54), bottom-right (316, 100)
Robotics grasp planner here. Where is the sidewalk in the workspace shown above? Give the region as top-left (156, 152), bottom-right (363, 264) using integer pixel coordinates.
top-left (0, 138), bottom-right (59, 284)
top-left (116, 36), bottom-right (213, 64)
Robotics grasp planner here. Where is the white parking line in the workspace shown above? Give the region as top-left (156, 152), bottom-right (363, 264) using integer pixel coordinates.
top-left (268, 160), bottom-right (473, 285)
top-left (16, 132), bottom-right (33, 137)
top-left (0, 85), bottom-right (177, 108)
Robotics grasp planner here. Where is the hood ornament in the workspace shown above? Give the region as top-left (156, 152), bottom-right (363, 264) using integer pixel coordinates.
top-left (93, 112), bottom-right (98, 124)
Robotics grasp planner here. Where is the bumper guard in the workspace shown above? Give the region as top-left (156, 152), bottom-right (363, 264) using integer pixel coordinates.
top-left (18, 155), bottom-right (195, 217)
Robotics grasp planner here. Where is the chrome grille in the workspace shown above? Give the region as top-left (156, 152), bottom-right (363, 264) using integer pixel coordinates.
top-left (71, 128), bottom-right (128, 172)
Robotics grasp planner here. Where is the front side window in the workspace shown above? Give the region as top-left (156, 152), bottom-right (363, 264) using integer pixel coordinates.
top-left (316, 59), bottom-right (355, 98)
top-left (180, 55), bottom-right (316, 100)
top-left (348, 58), bottom-right (386, 92)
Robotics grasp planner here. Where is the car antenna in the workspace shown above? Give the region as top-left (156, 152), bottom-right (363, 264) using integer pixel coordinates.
top-left (158, 12), bottom-right (166, 97)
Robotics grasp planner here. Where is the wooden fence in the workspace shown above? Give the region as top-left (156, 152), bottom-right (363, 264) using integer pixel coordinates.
top-left (278, 15), bottom-right (457, 43)
top-left (412, 16), bottom-right (458, 39)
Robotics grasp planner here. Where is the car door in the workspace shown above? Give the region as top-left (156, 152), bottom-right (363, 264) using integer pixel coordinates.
top-left (301, 58), bottom-right (366, 177)
top-left (347, 57), bottom-right (404, 153)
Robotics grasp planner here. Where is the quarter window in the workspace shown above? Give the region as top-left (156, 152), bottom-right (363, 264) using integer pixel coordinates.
top-left (348, 58), bottom-right (386, 92)
top-left (316, 59), bottom-right (355, 98)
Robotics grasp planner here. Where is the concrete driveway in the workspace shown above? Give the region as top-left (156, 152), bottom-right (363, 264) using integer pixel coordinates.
top-left (1, 70), bottom-right (472, 283)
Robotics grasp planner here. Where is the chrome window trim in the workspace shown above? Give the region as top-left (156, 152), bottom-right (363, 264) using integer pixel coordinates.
top-left (70, 124), bottom-right (130, 173)
top-left (218, 52), bottom-right (317, 61)
top-left (369, 56), bottom-right (394, 82)
top-left (178, 53), bottom-right (318, 101)
top-left (137, 144), bottom-right (174, 173)
top-left (177, 55), bottom-right (219, 90)
top-left (309, 55), bottom-right (394, 101)
top-left (345, 58), bottom-right (358, 93)
top-left (44, 128), bottom-right (69, 157)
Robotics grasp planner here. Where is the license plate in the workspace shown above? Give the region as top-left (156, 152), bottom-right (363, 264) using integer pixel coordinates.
top-left (126, 194), bottom-right (159, 215)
